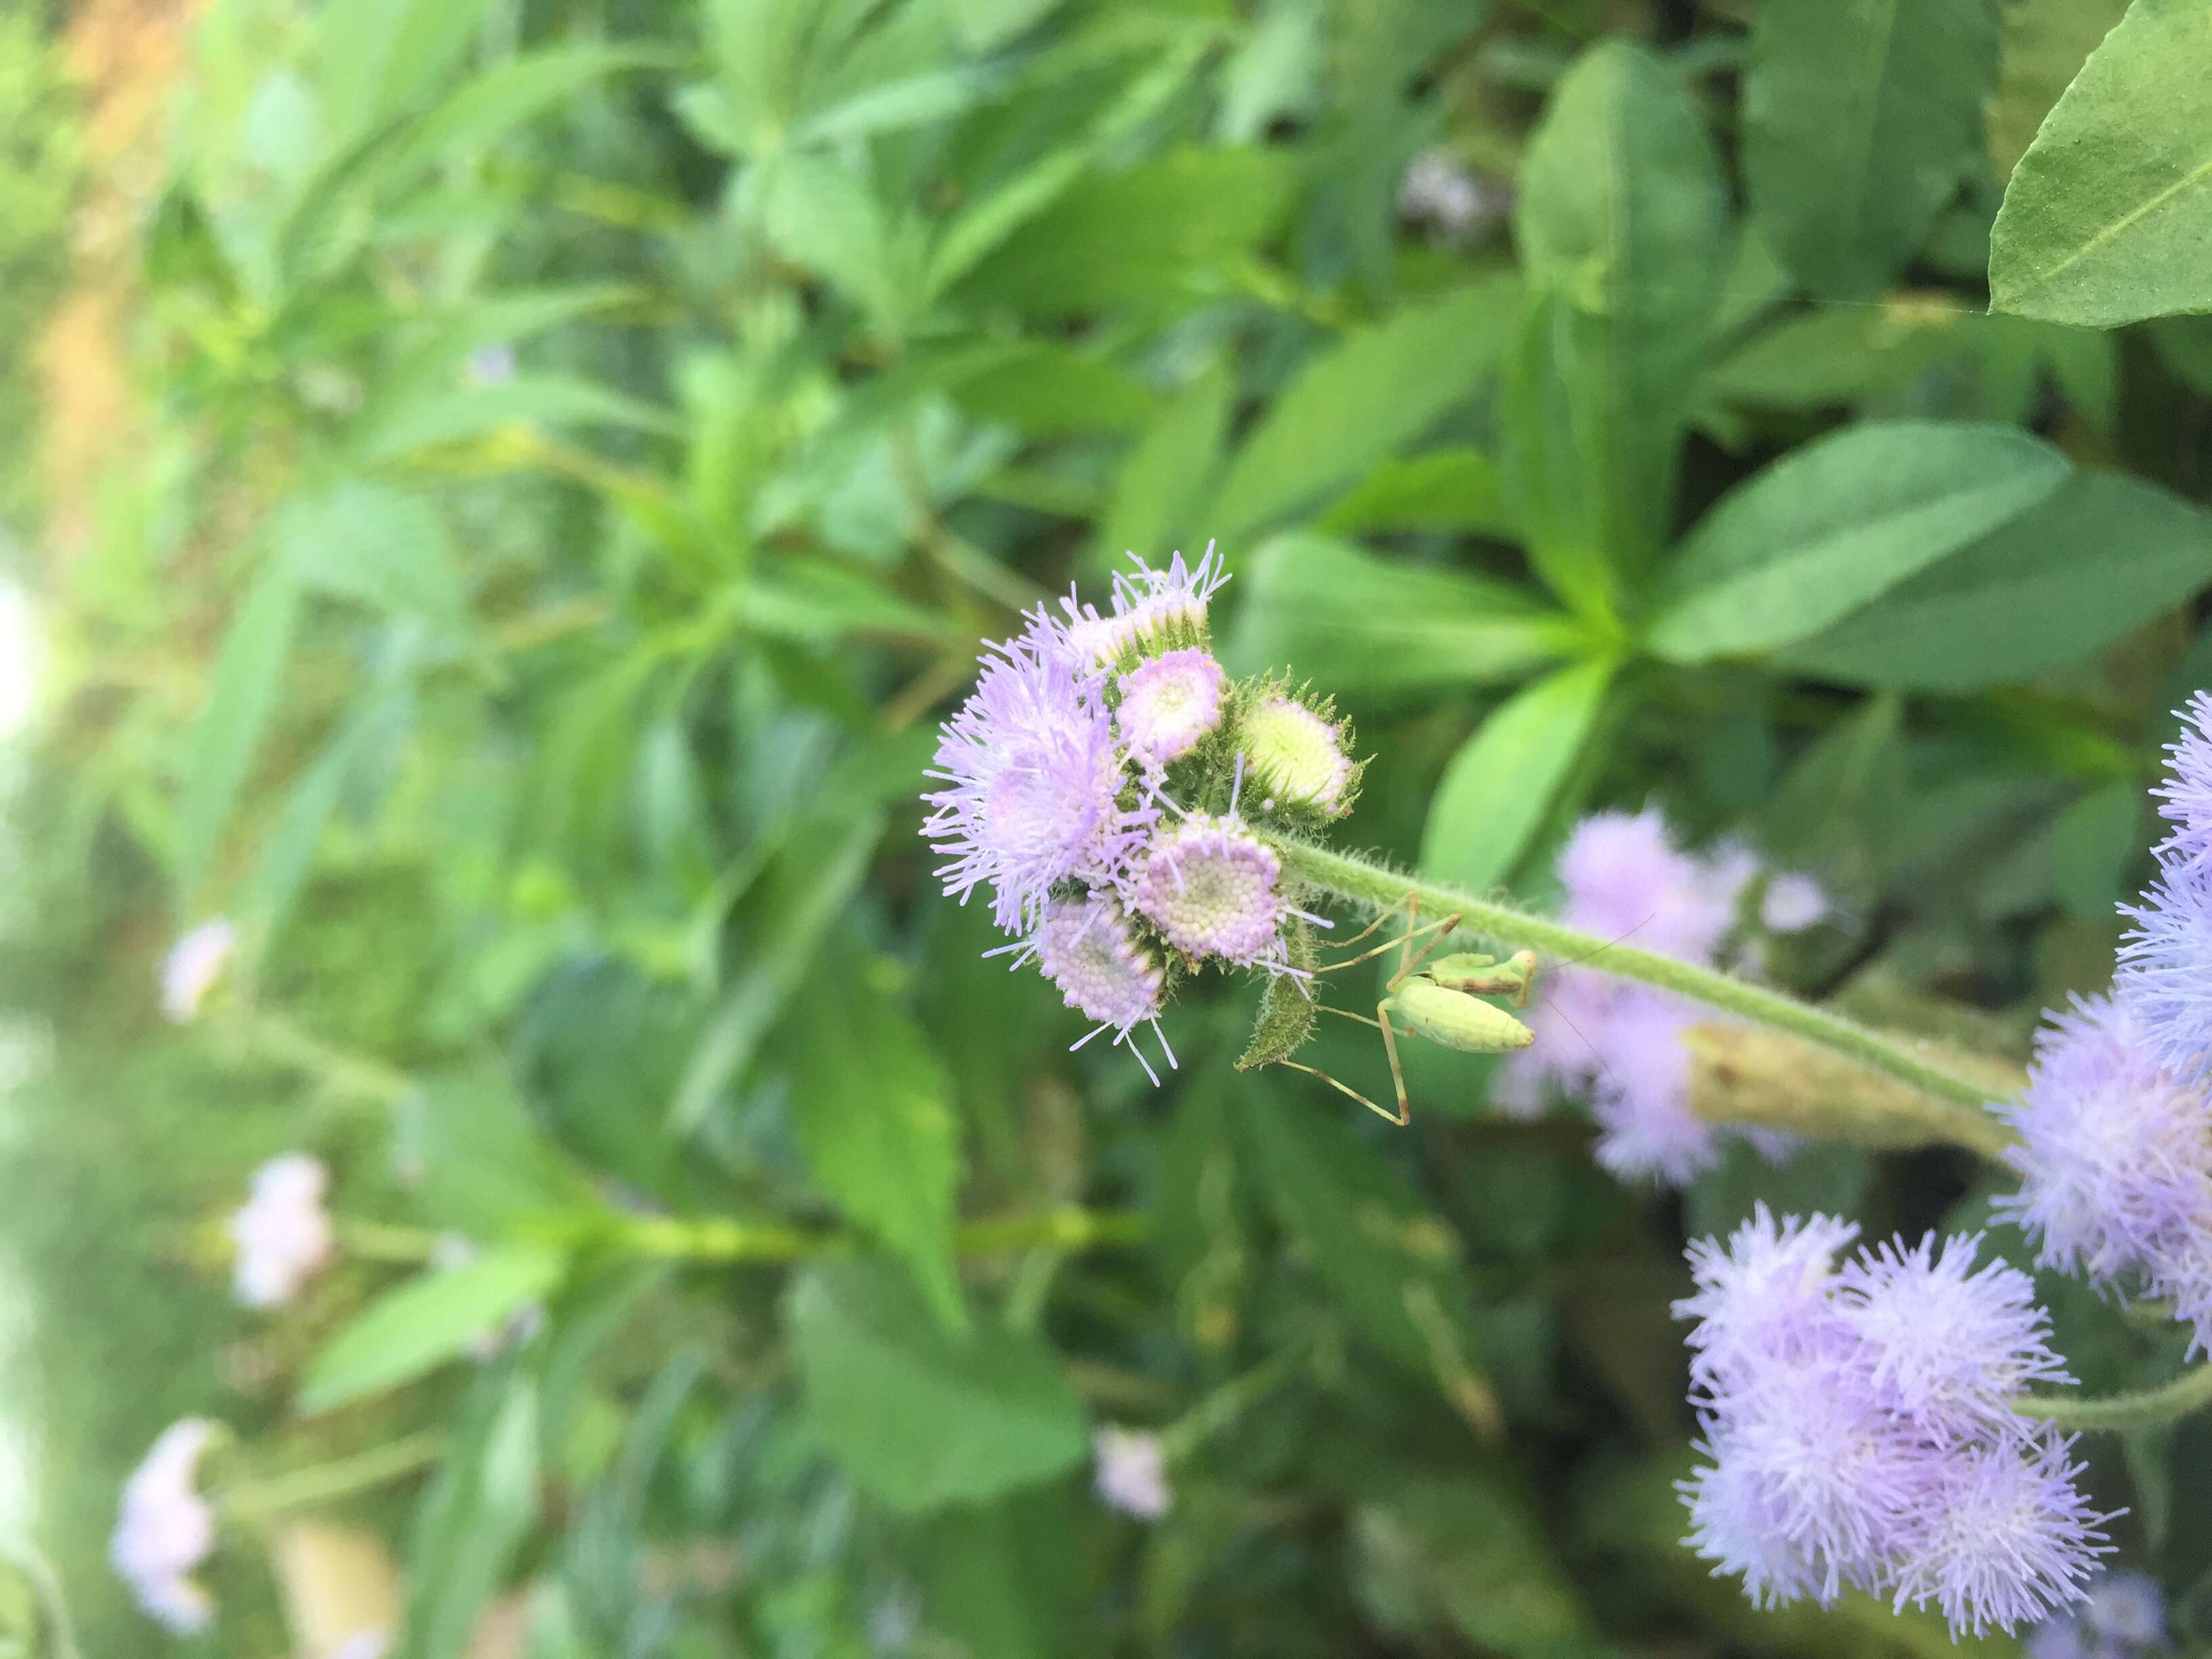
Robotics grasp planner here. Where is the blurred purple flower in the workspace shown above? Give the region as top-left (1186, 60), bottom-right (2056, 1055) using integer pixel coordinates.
top-left (1094, 1426), bottom-right (1172, 1520)
top-left (1761, 872), bottom-right (1831, 933)
top-left (227, 1152), bottom-right (335, 1309)
top-left (2117, 860), bottom-right (2212, 1088)
top-left (2025, 1569), bottom-right (2170, 1659)
top-left (2151, 692), bottom-right (2212, 869)
top-left (160, 918), bottom-right (237, 1023)
top-left (1995, 993), bottom-right (2212, 1353)
top-left (112, 1419), bottom-right (218, 1633)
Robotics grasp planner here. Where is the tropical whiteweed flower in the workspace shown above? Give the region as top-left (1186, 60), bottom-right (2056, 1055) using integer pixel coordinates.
top-left (1093, 1426), bottom-right (1171, 1520)
top-left (1498, 808), bottom-right (1824, 1184)
top-left (2150, 692), bottom-right (2212, 872)
top-left (1761, 872), bottom-right (1831, 934)
top-left (2026, 1570), bottom-right (2169, 1659)
top-left (1676, 1206), bottom-right (2109, 1639)
top-left (1995, 994), bottom-right (2212, 1353)
top-left (112, 1418), bottom-right (219, 1633)
top-left (160, 918), bottom-right (238, 1023)
top-left (1397, 148), bottom-right (1509, 245)
top-left (228, 1153), bottom-right (335, 1309)
top-left (925, 550), bottom-right (1358, 1084)
top-left (1116, 648), bottom-right (1226, 771)
top-left (2116, 861), bottom-right (2212, 1088)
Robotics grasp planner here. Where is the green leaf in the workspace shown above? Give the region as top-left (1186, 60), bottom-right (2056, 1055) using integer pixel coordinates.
top-left (319, 0), bottom-right (495, 137)
top-left (1645, 422), bottom-right (2070, 661)
top-left (1509, 41), bottom-right (1728, 583)
top-left (1239, 1090), bottom-right (1499, 1425)
top-left (1420, 657), bottom-right (1617, 892)
top-left (1990, 0), bottom-right (2212, 326)
top-left (2050, 779), bottom-right (2145, 921)
top-left (1742, 0), bottom-right (2001, 300)
top-left (790, 961), bottom-right (965, 1330)
top-left (945, 340), bottom-right (1158, 436)
top-left (398, 1368), bottom-right (539, 1659)
top-left (1204, 278), bottom-right (1521, 541)
top-left (1221, 533), bottom-right (1581, 695)
top-left (912, 1483), bottom-right (1086, 1659)
top-left (1985, 0), bottom-right (2131, 182)
top-left (1702, 304), bottom-right (1963, 412)
top-left (176, 564), bottom-right (301, 903)
top-left (947, 0), bottom-right (1063, 52)
top-left (244, 689), bottom-right (412, 939)
top-left (1094, 361), bottom-right (1232, 571)
top-left (953, 147), bottom-right (1295, 317)
top-left (791, 1261), bottom-right (1088, 1511)
top-left (1776, 469), bottom-right (2212, 689)
top-left (377, 45), bottom-right (677, 183)
top-left (1352, 1475), bottom-right (1596, 1654)
top-left (274, 480), bottom-right (468, 632)
top-left (407, 1065), bottom-right (608, 1238)
top-left (743, 557), bottom-right (958, 644)
top-left (1315, 447), bottom-right (1515, 539)
top-left (301, 1245), bottom-right (566, 1414)
top-left (355, 375), bottom-right (680, 462)
top-left (756, 147), bottom-right (898, 327)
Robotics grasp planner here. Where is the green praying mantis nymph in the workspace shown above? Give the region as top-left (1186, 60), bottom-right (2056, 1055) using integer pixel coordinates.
top-left (1269, 893), bottom-right (1540, 1126)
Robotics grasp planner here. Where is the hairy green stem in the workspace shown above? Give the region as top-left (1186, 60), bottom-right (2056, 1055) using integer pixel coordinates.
top-left (2014, 1364), bottom-right (2212, 1432)
top-left (1273, 839), bottom-right (2008, 1131)
top-left (222, 1430), bottom-right (447, 1521)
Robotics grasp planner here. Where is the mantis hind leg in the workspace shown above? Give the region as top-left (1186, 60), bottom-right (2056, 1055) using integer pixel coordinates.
top-left (1378, 1004), bottom-right (1412, 1126)
top-left (1317, 895), bottom-right (1462, 979)
top-left (1273, 1061), bottom-right (1406, 1127)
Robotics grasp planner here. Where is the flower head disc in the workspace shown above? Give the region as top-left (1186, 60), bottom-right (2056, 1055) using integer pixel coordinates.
top-left (1134, 814), bottom-right (1284, 966)
top-left (1117, 649), bottom-right (1227, 771)
top-left (1035, 895), bottom-right (1166, 1033)
top-left (1243, 694), bottom-right (1353, 816)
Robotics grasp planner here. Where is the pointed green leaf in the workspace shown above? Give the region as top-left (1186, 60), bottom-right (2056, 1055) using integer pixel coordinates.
top-left (176, 565), bottom-right (301, 903)
top-left (301, 1245), bottom-right (565, 1414)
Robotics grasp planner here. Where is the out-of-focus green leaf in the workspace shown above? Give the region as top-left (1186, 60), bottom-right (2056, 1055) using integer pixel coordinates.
top-left (302, 1245), bottom-right (565, 1414)
top-left (176, 563), bottom-right (301, 904)
top-left (398, 1366), bottom-right (539, 1659)
top-left (1776, 470), bottom-right (2212, 689)
top-left (407, 1065), bottom-right (608, 1239)
top-left (377, 45), bottom-right (677, 182)
top-left (355, 375), bottom-right (680, 462)
top-left (244, 688), bottom-right (412, 939)
top-left (946, 340), bottom-right (1158, 436)
top-left (953, 146), bottom-right (1295, 316)
top-left (1223, 533), bottom-right (1580, 695)
top-left (275, 480), bottom-right (468, 632)
top-left (912, 1481), bottom-right (1086, 1658)
top-left (757, 147), bottom-right (899, 327)
top-left (1985, 0), bottom-right (2130, 182)
top-left (1352, 1473), bottom-right (1596, 1654)
top-left (1509, 41), bottom-right (1727, 587)
top-left (1094, 361), bottom-right (1232, 571)
top-left (947, 0), bottom-right (1063, 52)
top-left (1206, 278), bottom-right (1520, 541)
top-left (1702, 305), bottom-right (1963, 411)
top-left (1421, 657), bottom-right (1617, 892)
top-left (319, 0), bottom-right (495, 137)
top-left (790, 961), bottom-right (965, 1330)
top-left (1645, 423), bottom-right (2069, 661)
top-left (2050, 779), bottom-right (2144, 921)
top-left (743, 558), bottom-right (957, 644)
top-left (1315, 448), bottom-right (1515, 539)
top-left (1990, 0), bottom-right (2212, 325)
top-left (1240, 1092), bottom-right (1498, 1425)
top-left (1742, 0), bottom-right (2000, 299)
top-left (791, 1261), bottom-right (1088, 1511)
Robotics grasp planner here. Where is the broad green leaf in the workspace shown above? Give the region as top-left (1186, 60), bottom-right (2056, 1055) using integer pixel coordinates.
top-left (356, 375), bottom-right (681, 462)
top-left (398, 1368), bottom-right (539, 1659)
top-left (791, 1261), bottom-right (1088, 1511)
top-left (1239, 1090), bottom-right (1500, 1426)
top-left (407, 1065), bottom-right (609, 1239)
top-left (1094, 361), bottom-right (1232, 571)
top-left (1742, 0), bottom-right (2001, 300)
top-left (953, 147), bottom-right (1295, 317)
top-left (1352, 1475), bottom-right (1596, 1654)
top-left (1510, 41), bottom-right (1728, 583)
top-left (1645, 422), bottom-right (2069, 661)
top-left (946, 340), bottom-right (1158, 436)
top-left (377, 45), bottom-right (678, 184)
top-left (743, 558), bottom-right (958, 643)
top-left (912, 1483), bottom-right (1085, 1659)
top-left (1315, 448), bottom-right (1515, 539)
top-left (1990, 0), bottom-right (2212, 326)
top-left (1223, 533), bottom-right (1580, 695)
top-left (1420, 657), bottom-right (1617, 892)
top-left (176, 564), bottom-right (300, 903)
top-left (1777, 470), bottom-right (2212, 690)
top-left (300, 1245), bottom-right (565, 1414)
top-left (1985, 0), bottom-right (2131, 182)
top-left (756, 147), bottom-right (899, 329)
top-left (274, 481), bottom-right (468, 632)
top-left (1702, 304), bottom-right (1964, 411)
top-left (790, 962), bottom-right (965, 1329)
top-left (319, 0), bottom-right (494, 137)
top-left (1205, 277), bottom-right (1521, 541)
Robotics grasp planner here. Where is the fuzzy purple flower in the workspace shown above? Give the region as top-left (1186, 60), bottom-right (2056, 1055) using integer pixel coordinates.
top-left (923, 613), bottom-right (1154, 935)
top-left (1675, 1207), bottom-right (2110, 1638)
top-left (1061, 546), bottom-right (1229, 667)
top-left (2151, 692), bottom-right (2212, 870)
top-left (2024, 1570), bottom-right (2170, 1659)
top-left (1029, 894), bottom-right (1177, 1083)
top-left (1761, 873), bottom-right (1831, 934)
top-left (2117, 861), bottom-right (2212, 1088)
top-left (1996, 993), bottom-right (2212, 1353)
top-left (1116, 649), bottom-right (1226, 771)
top-left (1134, 814), bottom-right (1287, 968)
top-left (1554, 808), bottom-right (1746, 963)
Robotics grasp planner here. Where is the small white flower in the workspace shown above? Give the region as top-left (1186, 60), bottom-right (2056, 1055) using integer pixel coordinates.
top-left (160, 919), bottom-right (238, 1023)
top-left (466, 342), bottom-right (516, 386)
top-left (228, 1153), bottom-right (335, 1308)
top-left (111, 1419), bottom-right (219, 1633)
top-left (330, 1631), bottom-right (391, 1659)
top-left (1092, 1426), bottom-right (1171, 1521)
top-left (1761, 874), bottom-right (1830, 934)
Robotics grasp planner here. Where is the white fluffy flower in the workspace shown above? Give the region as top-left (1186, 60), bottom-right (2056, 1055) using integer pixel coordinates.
top-left (330, 1631), bottom-right (392, 1659)
top-left (228, 1153), bottom-right (335, 1308)
top-left (111, 1419), bottom-right (219, 1633)
top-left (160, 918), bottom-right (237, 1023)
top-left (1092, 1426), bottom-right (1171, 1521)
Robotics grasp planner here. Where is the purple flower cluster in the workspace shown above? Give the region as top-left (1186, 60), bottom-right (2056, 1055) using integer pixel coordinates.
top-left (2026, 1572), bottom-right (2169, 1659)
top-left (1496, 809), bottom-right (1827, 1184)
top-left (1677, 1207), bottom-right (2110, 1639)
top-left (1996, 994), bottom-right (2212, 1352)
top-left (2121, 692), bottom-right (2212, 1085)
top-left (924, 549), bottom-right (1357, 1082)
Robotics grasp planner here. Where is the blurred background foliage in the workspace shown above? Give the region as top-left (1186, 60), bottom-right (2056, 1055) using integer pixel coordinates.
top-left (4, 0), bottom-right (2212, 1654)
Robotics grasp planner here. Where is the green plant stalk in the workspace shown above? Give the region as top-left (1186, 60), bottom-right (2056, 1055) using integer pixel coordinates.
top-left (615, 1205), bottom-right (1151, 1265)
top-left (2014, 1364), bottom-right (2212, 1432)
top-left (1271, 839), bottom-right (2008, 1135)
top-left (221, 1429), bottom-right (447, 1521)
